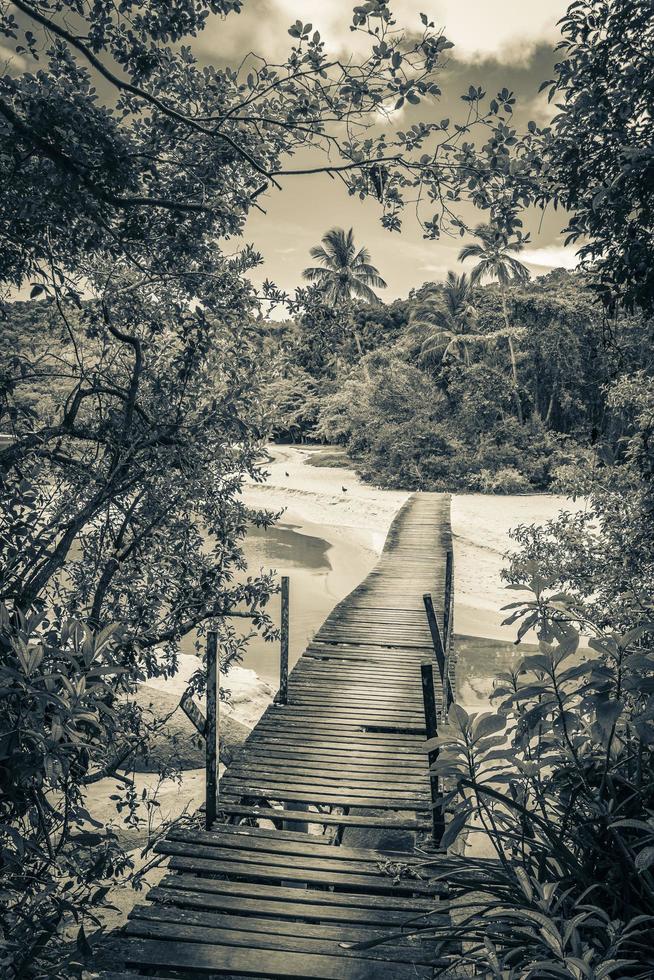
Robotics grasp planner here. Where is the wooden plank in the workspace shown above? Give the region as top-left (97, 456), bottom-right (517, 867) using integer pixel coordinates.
top-left (130, 903), bottom-right (442, 949)
top-left (167, 827), bottom-right (423, 864)
top-left (216, 803), bottom-right (430, 831)
top-left (232, 760), bottom-right (428, 784)
top-left (201, 822), bottom-right (334, 845)
top-left (151, 883), bottom-right (435, 926)
top-left (123, 937), bottom-right (434, 979)
top-left (219, 781), bottom-right (429, 809)
top-left (156, 874), bottom-right (437, 912)
top-left (163, 854), bottom-right (435, 893)
top-left (125, 914), bottom-right (443, 966)
top-left (157, 839), bottom-right (423, 877)
top-left (205, 631), bottom-right (218, 830)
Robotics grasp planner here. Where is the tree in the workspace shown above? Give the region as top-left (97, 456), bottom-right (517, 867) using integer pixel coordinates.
top-left (302, 227), bottom-right (387, 357)
top-left (303, 227), bottom-right (387, 306)
top-left (409, 271), bottom-right (488, 367)
top-left (0, 3), bottom-right (462, 973)
top-left (539, 0), bottom-right (654, 314)
top-left (459, 224), bottom-right (530, 423)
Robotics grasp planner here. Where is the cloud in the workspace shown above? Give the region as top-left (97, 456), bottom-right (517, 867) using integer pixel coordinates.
top-left (522, 245), bottom-right (580, 270)
top-left (198, 1), bottom-right (568, 68)
top-left (525, 87), bottom-right (556, 125)
top-left (417, 1), bottom-right (569, 65)
top-left (0, 43), bottom-right (28, 74)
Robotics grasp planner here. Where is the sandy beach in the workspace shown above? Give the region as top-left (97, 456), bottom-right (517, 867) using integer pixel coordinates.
top-left (243, 444), bottom-right (580, 644)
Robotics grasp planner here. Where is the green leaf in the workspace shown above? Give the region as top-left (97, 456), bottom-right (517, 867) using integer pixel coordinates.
top-left (635, 846), bottom-right (654, 872)
top-left (440, 808), bottom-right (470, 848)
top-left (471, 713), bottom-right (505, 742)
top-left (448, 703), bottom-right (469, 732)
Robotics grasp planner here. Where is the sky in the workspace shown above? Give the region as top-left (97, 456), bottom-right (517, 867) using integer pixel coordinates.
top-left (2, 0), bottom-right (578, 305)
top-left (192, 0), bottom-right (578, 304)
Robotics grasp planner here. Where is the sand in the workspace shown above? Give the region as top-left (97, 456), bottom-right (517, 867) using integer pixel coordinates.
top-left (244, 445), bottom-right (582, 643)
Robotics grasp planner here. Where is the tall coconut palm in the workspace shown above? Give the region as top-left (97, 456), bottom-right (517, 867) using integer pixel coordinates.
top-left (409, 272), bottom-right (482, 368)
top-left (459, 224), bottom-right (530, 423)
top-left (303, 227), bottom-right (387, 305)
top-left (303, 227), bottom-right (387, 361)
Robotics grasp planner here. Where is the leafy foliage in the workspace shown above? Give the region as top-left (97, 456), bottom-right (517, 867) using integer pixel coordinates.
top-left (283, 269), bottom-right (652, 491)
top-left (541, 0), bottom-right (654, 313)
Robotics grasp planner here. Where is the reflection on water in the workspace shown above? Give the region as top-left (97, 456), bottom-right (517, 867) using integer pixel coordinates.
top-left (246, 523), bottom-right (332, 572)
top-left (185, 520), bottom-right (548, 705)
top-left (454, 634), bottom-right (536, 711)
top-left (237, 521), bottom-right (377, 685)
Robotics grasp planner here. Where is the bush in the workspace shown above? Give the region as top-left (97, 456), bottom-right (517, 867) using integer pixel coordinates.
top-left (403, 579), bottom-right (654, 976)
top-left (477, 466), bottom-right (532, 493)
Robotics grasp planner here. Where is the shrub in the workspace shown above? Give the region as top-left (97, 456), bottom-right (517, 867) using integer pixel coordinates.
top-left (401, 577), bottom-right (654, 976)
top-left (477, 466), bottom-right (532, 494)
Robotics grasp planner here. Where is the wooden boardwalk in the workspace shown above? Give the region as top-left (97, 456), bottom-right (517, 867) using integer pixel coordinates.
top-left (106, 493), bottom-right (453, 980)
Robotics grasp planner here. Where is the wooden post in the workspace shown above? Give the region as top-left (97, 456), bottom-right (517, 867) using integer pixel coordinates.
top-left (278, 575), bottom-right (289, 706)
top-left (444, 550), bottom-right (453, 649)
top-left (205, 630), bottom-right (219, 830)
top-left (423, 592), bottom-right (454, 709)
top-left (421, 662), bottom-right (444, 845)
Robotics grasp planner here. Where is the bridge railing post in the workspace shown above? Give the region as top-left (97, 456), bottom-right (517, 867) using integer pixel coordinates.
top-left (421, 662), bottom-right (444, 845)
top-left (205, 630), bottom-right (219, 830)
top-left (275, 575), bottom-right (290, 706)
top-left (423, 592), bottom-right (453, 711)
top-left (443, 549), bottom-right (454, 711)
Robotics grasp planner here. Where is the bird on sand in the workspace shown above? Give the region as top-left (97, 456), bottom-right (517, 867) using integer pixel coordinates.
top-left (342, 486), bottom-right (348, 492)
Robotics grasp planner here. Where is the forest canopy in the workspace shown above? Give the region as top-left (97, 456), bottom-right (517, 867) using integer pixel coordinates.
top-left (262, 266), bottom-right (653, 493)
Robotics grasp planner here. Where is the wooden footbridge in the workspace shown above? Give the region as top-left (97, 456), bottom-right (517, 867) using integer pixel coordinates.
top-left (100, 493), bottom-right (455, 980)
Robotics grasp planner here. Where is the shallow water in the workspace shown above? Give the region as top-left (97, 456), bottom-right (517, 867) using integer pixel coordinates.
top-left (235, 521), bottom-right (530, 709)
top-left (232, 520), bottom-right (379, 685)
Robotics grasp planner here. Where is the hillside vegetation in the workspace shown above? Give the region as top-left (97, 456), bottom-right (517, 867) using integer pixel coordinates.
top-left (261, 269), bottom-right (653, 492)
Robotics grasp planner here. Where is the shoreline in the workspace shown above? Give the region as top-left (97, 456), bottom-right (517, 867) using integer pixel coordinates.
top-left (245, 444), bottom-right (580, 644)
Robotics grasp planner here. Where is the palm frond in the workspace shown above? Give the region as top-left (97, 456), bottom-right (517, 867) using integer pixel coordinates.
top-left (302, 266), bottom-right (330, 282)
top-left (355, 265), bottom-right (387, 289)
top-left (505, 255), bottom-right (530, 281)
top-left (469, 261), bottom-right (492, 286)
top-left (458, 244), bottom-right (484, 263)
top-left (352, 246), bottom-right (372, 267)
top-left (308, 245), bottom-right (332, 264)
top-left (350, 279), bottom-right (383, 304)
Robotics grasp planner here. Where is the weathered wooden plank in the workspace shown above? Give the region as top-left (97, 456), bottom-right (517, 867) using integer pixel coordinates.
top-left (123, 937), bottom-right (434, 979)
top-left (155, 838), bottom-right (429, 893)
top-left (149, 884), bottom-right (433, 928)
top-left (219, 779), bottom-right (429, 807)
top-left (126, 915), bottom-right (443, 966)
top-left (167, 827), bottom-right (423, 864)
top-left (232, 760), bottom-right (427, 784)
top-left (216, 803), bottom-right (430, 831)
top-left (130, 903), bottom-right (442, 949)
top-left (156, 874), bottom-right (437, 912)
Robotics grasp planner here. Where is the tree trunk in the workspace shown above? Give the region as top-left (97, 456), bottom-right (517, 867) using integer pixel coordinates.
top-left (545, 389), bottom-right (556, 425)
top-left (501, 291), bottom-right (523, 425)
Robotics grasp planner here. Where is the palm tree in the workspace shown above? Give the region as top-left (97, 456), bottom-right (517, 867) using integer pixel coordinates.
top-left (303, 227), bottom-right (387, 360)
top-left (458, 224), bottom-right (530, 423)
top-left (303, 227), bottom-right (387, 305)
top-left (409, 272), bottom-right (482, 368)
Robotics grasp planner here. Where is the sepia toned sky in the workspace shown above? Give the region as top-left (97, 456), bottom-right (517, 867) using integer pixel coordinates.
top-left (1, 1), bottom-right (578, 304)
top-left (193, 0), bottom-right (578, 303)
